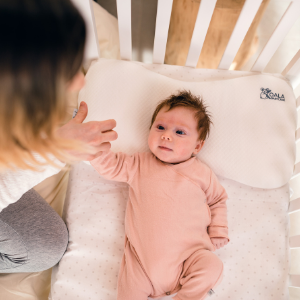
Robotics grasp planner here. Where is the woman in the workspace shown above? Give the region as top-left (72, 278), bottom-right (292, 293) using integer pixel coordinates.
top-left (0, 0), bottom-right (117, 272)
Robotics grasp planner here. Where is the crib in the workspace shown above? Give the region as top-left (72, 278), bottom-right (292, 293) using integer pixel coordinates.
top-left (0, 0), bottom-right (299, 299)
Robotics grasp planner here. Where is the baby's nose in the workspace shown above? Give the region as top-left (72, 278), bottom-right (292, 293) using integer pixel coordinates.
top-left (161, 134), bottom-right (171, 141)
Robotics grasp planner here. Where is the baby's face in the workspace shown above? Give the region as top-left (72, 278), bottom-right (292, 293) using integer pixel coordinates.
top-left (148, 106), bottom-right (204, 164)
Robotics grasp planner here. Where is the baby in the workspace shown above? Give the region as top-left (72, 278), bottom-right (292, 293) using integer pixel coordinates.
top-left (91, 90), bottom-right (229, 300)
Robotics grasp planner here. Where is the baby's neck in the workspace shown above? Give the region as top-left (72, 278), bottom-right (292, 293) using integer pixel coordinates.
top-left (155, 154), bottom-right (195, 165)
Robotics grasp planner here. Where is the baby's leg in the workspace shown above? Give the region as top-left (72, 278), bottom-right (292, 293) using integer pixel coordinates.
top-left (173, 249), bottom-right (223, 300)
top-left (117, 238), bottom-right (153, 300)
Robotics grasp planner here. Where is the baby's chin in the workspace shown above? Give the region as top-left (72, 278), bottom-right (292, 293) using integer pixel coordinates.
top-left (151, 150), bottom-right (191, 164)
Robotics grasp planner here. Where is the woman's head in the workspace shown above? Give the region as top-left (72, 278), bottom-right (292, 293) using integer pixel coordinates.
top-left (0, 0), bottom-right (86, 170)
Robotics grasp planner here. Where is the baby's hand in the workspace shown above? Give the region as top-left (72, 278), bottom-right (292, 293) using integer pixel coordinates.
top-left (210, 237), bottom-right (229, 250)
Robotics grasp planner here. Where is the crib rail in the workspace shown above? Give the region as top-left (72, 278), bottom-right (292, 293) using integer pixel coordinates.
top-left (218, 0), bottom-right (263, 70)
top-left (116, 0), bottom-right (131, 61)
top-left (152, 0), bottom-right (173, 64)
top-left (185, 0), bottom-right (217, 68)
top-left (71, 0), bottom-right (99, 67)
top-left (289, 198), bottom-right (300, 214)
top-left (252, 1), bottom-right (300, 72)
top-left (115, 0), bottom-right (300, 84)
top-left (282, 50), bottom-right (300, 89)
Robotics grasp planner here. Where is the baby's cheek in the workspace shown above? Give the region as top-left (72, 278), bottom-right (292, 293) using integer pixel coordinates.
top-left (178, 143), bottom-right (194, 157)
top-left (147, 134), bottom-right (156, 151)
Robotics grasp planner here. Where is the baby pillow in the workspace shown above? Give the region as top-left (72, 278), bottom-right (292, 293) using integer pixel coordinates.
top-left (78, 58), bottom-right (297, 189)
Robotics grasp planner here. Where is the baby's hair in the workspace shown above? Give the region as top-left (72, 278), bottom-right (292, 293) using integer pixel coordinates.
top-left (150, 90), bottom-right (212, 141)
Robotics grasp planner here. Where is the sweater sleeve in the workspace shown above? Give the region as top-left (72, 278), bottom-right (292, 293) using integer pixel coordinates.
top-left (90, 151), bottom-right (139, 184)
top-left (205, 169), bottom-right (230, 242)
top-left (0, 155), bottom-right (66, 213)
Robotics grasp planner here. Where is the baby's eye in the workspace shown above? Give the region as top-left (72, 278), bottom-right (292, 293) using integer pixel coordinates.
top-left (157, 125), bottom-right (165, 130)
top-left (176, 130), bottom-right (185, 135)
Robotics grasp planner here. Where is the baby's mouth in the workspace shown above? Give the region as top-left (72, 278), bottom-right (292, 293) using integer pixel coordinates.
top-left (159, 146), bottom-right (172, 151)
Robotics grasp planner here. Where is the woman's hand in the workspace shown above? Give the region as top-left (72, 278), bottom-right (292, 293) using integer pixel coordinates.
top-left (56, 101), bottom-right (118, 161)
top-left (210, 237), bottom-right (229, 250)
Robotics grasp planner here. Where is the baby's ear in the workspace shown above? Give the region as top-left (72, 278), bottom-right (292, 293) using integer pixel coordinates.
top-left (193, 140), bottom-right (205, 155)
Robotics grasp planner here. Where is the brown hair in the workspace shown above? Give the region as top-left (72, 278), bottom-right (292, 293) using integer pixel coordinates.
top-left (150, 90), bottom-right (212, 141)
top-left (0, 0), bottom-right (86, 171)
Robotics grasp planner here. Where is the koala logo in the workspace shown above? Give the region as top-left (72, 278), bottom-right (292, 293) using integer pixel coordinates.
top-left (260, 88), bottom-right (285, 101)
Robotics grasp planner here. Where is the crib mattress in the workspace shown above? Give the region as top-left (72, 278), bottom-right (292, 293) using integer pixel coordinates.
top-left (50, 161), bottom-right (290, 300)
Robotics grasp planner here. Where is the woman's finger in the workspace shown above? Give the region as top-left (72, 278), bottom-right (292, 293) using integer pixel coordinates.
top-left (98, 130), bottom-right (118, 143)
top-left (89, 142), bottom-right (112, 155)
top-left (97, 142), bottom-right (112, 152)
top-left (90, 119), bottom-right (117, 133)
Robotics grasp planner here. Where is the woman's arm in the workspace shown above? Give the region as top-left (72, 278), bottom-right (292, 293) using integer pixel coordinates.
top-left (0, 103), bottom-right (118, 212)
top-left (0, 155), bottom-right (65, 213)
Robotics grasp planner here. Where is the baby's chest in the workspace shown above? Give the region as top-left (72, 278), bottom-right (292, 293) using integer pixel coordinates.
top-left (131, 174), bottom-right (210, 226)
top-left (135, 170), bottom-right (207, 208)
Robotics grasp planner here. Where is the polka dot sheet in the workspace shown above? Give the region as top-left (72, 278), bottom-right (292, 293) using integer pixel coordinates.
top-left (50, 162), bottom-right (290, 300)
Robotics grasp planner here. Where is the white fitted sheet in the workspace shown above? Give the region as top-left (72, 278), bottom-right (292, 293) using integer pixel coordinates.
top-left (50, 161), bottom-right (290, 300)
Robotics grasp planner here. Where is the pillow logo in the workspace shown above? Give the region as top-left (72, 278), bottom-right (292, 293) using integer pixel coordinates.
top-left (260, 88), bottom-right (285, 101)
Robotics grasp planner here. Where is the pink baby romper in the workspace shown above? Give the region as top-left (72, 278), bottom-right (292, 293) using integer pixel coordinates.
top-left (91, 151), bottom-right (229, 300)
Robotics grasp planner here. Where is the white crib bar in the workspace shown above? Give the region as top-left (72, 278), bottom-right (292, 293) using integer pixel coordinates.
top-left (251, 1), bottom-right (300, 72)
top-left (116, 0), bottom-right (132, 61)
top-left (218, 0), bottom-right (263, 70)
top-left (185, 0), bottom-right (217, 68)
top-left (152, 0), bottom-right (173, 64)
top-left (282, 50), bottom-right (300, 89)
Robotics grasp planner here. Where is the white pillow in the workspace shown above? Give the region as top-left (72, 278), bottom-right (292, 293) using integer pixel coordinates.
top-left (79, 59), bottom-right (296, 188)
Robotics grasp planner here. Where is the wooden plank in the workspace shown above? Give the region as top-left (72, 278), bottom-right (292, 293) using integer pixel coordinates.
top-left (289, 198), bottom-right (300, 214)
top-left (116, 0), bottom-right (132, 61)
top-left (293, 162), bottom-right (300, 179)
top-left (153, 0), bottom-right (173, 64)
top-left (290, 248), bottom-right (300, 274)
top-left (185, 0), bottom-right (217, 68)
top-left (282, 50), bottom-right (300, 89)
top-left (290, 236), bottom-right (300, 249)
top-left (251, 1), bottom-right (300, 72)
top-left (290, 275), bottom-right (300, 289)
top-left (290, 287), bottom-right (300, 300)
top-left (165, 0), bottom-right (270, 69)
top-left (218, 0), bottom-right (263, 70)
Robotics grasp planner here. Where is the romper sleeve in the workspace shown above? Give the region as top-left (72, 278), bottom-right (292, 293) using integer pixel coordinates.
top-left (205, 169), bottom-right (230, 242)
top-left (90, 151), bottom-right (139, 184)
